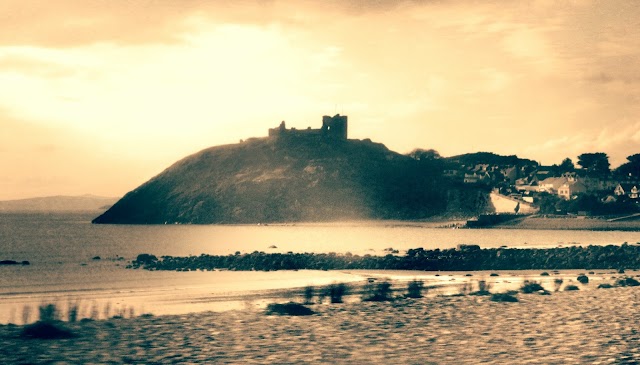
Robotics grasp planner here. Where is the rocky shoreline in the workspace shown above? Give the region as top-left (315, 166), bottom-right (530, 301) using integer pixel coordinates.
top-left (2, 282), bottom-right (640, 364)
top-left (131, 243), bottom-right (640, 272)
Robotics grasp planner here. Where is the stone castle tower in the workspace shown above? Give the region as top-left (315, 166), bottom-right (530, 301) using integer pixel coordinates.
top-left (321, 114), bottom-right (348, 140)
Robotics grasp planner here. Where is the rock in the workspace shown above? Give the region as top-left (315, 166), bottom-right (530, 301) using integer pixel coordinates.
top-left (266, 302), bottom-right (315, 316)
top-left (135, 254), bottom-right (158, 265)
top-left (20, 321), bottom-right (75, 339)
top-left (577, 274), bottom-right (589, 284)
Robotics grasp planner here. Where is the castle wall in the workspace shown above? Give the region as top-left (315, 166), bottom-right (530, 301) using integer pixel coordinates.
top-left (269, 114), bottom-right (348, 140)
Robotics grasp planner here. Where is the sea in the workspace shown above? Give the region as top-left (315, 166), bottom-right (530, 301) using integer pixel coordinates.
top-left (1, 212), bottom-right (639, 324)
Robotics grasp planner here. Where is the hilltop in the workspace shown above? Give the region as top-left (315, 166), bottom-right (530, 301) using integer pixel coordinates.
top-left (93, 134), bottom-right (489, 224)
top-left (444, 151), bottom-right (537, 167)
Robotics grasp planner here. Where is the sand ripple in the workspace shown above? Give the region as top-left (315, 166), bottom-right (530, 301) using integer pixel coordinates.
top-left (2, 287), bottom-right (640, 364)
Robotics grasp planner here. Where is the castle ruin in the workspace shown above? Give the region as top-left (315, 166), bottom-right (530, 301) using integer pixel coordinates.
top-left (268, 114), bottom-right (348, 140)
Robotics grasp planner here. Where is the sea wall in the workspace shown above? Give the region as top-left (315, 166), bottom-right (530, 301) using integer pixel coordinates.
top-left (489, 192), bottom-right (538, 214)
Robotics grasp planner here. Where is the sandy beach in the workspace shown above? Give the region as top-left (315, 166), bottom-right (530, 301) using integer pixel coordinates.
top-left (494, 216), bottom-right (640, 231)
top-left (3, 274), bottom-right (640, 364)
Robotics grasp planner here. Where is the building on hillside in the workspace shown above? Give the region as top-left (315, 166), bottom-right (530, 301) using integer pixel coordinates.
top-left (614, 183), bottom-right (639, 200)
top-left (473, 164), bottom-right (490, 172)
top-left (561, 172), bottom-right (577, 180)
top-left (538, 177), bottom-right (568, 194)
top-left (464, 171), bottom-right (491, 184)
top-left (558, 181), bottom-right (587, 200)
top-left (500, 166), bottom-right (519, 184)
top-left (581, 177), bottom-right (621, 192)
top-left (535, 166), bottom-right (556, 181)
top-left (515, 178), bottom-right (539, 193)
top-left (268, 114), bottom-right (348, 140)
top-left (443, 169), bottom-right (461, 179)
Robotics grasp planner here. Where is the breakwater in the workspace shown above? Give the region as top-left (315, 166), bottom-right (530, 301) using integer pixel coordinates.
top-left (131, 243), bottom-right (640, 272)
top-left (466, 213), bottom-right (522, 228)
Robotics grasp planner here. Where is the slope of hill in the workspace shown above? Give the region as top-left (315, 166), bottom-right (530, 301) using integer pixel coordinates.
top-left (93, 137), bottom-right (490, 224)
top-left (0, 195), bottom-right (118, 212)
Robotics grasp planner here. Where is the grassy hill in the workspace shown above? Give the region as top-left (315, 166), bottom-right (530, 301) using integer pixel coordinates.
top-left (93, 137), bottom-right (489, 224)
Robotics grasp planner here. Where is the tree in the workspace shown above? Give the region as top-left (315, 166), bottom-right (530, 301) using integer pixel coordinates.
top-left (406, 148), bottom-right (446, 175)
top-left (577, 153), bottom-right (610, 176)
top-left (615, 153), bottom-right (640, 178)
top-left (535, 193), bottom-right (563, 214)
top-left (559, 158), bottom-right (575, 173)
top-left (407, 148), bottom-right (441, 161)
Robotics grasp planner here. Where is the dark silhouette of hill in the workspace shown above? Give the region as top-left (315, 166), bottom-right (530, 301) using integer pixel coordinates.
top-left (444, 152), bottom-right (537, 167)
top-left (93, 137), bottom-right (489, 224)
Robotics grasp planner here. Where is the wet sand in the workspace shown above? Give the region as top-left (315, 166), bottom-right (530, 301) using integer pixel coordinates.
top-left (494, 215), bottom-right (640, 231)
top-left (2, 276), bottom-right (640, 364)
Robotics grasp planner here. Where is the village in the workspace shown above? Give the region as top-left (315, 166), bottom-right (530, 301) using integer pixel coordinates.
top-left (439, 152), bottom-right (640, 216)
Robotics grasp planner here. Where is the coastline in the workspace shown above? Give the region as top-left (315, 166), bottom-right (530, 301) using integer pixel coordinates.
top-left (488, 215), bottom-right (640, 231)
top-left (265, 215), bottom-right (640, 231)
top-left (3, 280), bottom-right (640, 364)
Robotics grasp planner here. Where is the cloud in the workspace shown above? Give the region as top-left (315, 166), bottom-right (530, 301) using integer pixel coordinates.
top-left (0, 0), bottom-right (394, 47)
top-left (585, 71), bottom-right (640, 85)
top-left (323, 0), bottom-right (444, 14)
top-left (0, 1), bottom-right (179, 46)
top-left (0, 0), bottom-right (289, 47)
top-left (0, 53), bottom-right (79, 78)
top-left (585, 72), bottom-right (615, 84)
top-left (502, 28), bottom-right (554, 70)
top-left (524, 121), bottom-right (640, 167)
top-left (0, 0), bottom-right (524, 48)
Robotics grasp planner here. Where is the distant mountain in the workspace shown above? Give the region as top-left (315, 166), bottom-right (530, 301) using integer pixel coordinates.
top-left (93, 137), bottom-right (490, 224)
top-left (0, 195), bottom-right (119, 212)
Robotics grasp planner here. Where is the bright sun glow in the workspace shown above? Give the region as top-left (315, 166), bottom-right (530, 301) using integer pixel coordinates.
top-left (1, 0), bottom-right (639, 199)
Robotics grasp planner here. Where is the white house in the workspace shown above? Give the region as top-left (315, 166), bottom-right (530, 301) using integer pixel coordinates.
top-left (538, 177), bottom-right (567, 193)
top-left (614, 184), bottom-right (639, 199)
top-left (558, 181), bottom-right (587, 200)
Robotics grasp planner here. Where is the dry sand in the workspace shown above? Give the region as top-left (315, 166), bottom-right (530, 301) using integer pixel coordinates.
top-left (2, 282), bottom-right (640, 364)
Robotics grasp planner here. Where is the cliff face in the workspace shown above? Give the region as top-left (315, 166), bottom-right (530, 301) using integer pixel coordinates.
top-left (93, 137), bottom-right (488, 224)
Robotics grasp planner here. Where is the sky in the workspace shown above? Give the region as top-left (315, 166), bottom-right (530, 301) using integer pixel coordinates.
top-left (2, 0), bottom-right (640, 200)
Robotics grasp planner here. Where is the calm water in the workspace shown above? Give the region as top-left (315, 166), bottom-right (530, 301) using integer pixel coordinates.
top-left (2, 212), bottom-right (638, 262)
top-left (0, 212), bottom-right (638, 323)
